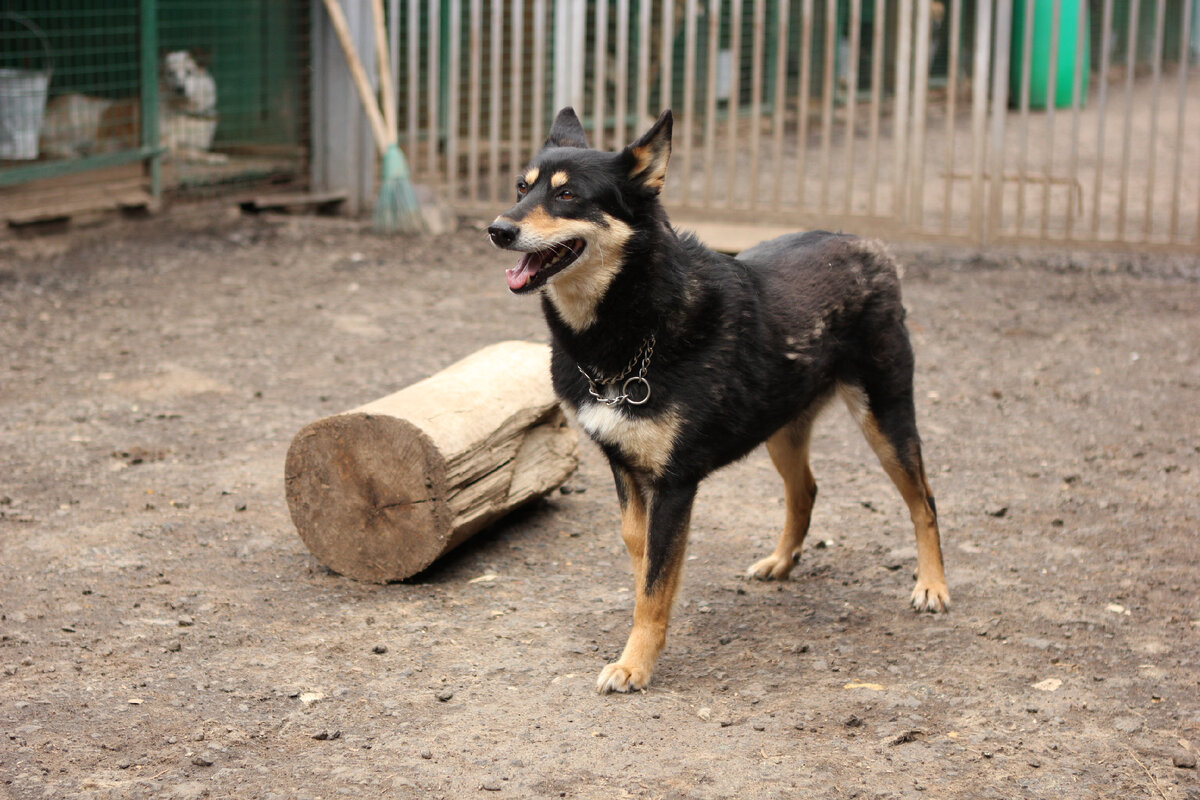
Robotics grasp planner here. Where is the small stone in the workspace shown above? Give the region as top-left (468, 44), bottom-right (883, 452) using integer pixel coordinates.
top-left (312, 730), bottom-right (341, 741)
top-left (372, 644), bottom-right (388, 655)
top-left (844, 715), bottom-right (865, 728)
top-left (3, 665), bottom-right (16, 676)
top-left (166, 640), bottom-right (182, 652)
top-left (192, 754), bottom-right (213, 767)
top-left (420, 750), bottom-right (433, 760)
top-left (1113, 716), bottom-right (1143, 734)
top-left (436, 690), bottom-right (454, 702)
top-left (481, 780), bottom-right (503, 791)
top-left (1173, 749), bottom-right (1197, 769)
top-left (697, 707), bottom-right (712, 721)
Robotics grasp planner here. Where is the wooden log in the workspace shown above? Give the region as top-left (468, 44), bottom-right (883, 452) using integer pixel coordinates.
top-left (285, 341), bottom-right (578, 582)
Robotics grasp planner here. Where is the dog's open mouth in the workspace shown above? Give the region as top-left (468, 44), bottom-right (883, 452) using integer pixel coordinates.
top-left (506, 239), bottom-right (586, 293)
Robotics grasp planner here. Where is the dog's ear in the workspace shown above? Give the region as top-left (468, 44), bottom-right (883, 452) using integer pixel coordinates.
top-left (544, 107), bottom-right (588, 149)
top-left (621, 110), bottom-right (672, 195)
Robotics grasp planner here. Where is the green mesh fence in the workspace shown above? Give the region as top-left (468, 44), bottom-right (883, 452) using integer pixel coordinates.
top-left (0, 0), bottom-right (309, 197)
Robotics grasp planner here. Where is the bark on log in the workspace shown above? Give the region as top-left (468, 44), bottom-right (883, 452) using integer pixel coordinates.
top-left (285, 341), bottom-right (577, 582)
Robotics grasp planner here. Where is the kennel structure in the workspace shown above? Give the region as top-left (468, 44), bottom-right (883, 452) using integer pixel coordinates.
top-left (0, 0), bottom-right (310, 224)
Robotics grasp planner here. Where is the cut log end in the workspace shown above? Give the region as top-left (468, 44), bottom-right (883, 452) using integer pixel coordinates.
top-left (286, 413), bottom-right (452, 583)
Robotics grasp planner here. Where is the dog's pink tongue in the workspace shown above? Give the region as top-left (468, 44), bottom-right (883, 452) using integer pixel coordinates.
top-left (506, 253), bottom-right (538, 290)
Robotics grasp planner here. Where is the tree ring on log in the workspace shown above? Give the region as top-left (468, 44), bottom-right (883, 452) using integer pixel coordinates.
top-left (285, 413), bottom-right (451, 583)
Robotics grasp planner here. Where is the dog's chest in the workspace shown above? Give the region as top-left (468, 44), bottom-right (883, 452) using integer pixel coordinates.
top-left (569, 398), bottom-right (680, 476)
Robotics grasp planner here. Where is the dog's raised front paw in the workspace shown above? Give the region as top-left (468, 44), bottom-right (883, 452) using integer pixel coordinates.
top-left (596, 661), bottom-right (651, 694)
top-left (910, 580), bottom-right (950, 613)
top-left (746, 551), bottom-right (799, 581)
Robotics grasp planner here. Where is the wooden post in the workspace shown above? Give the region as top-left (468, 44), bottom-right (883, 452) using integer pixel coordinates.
top-left (285, 341), bottom-right (577, 582)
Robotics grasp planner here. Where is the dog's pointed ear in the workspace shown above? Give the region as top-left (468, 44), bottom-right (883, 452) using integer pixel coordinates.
top-left (544, 107), bottom-right (588, 149)
top-left (622, 110), bottom-right (672, 195)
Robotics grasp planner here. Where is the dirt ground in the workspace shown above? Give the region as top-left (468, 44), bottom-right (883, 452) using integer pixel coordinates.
top-left (1, 207), bottom-right (1198, 800)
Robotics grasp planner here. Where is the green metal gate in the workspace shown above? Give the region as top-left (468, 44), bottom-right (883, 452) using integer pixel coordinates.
top-left (0, 0), bottom-right (309, 222)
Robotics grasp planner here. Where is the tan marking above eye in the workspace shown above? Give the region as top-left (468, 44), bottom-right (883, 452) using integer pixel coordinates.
top-left (551, 171), bottom-right (569, 188)
top-left (523, 167), bottom-right (540, 186)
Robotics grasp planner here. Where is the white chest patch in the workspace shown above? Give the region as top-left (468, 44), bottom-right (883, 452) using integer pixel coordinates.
top-left (573, 401), bottom-right (681, 476)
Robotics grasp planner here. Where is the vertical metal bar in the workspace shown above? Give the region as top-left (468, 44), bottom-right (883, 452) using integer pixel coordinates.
top-left (703, 0), bottom-right (722, 206)
top-left (908, 0), bottom-right (931, 229)
top-left (468, 0), bottom-right (482, 201)
top-left (1015, 0), bottom-right (1035, 234)
top-left (986, 0), bottom-right (1009, 244)
top-left (770, 0), bottom-right (790, 207)
top-left (533, 0), bottom-right (547, 147)
top-left (796, 0), bottom-right (814, 208)
top-left (725, 0), bottom-right (743, 207)
top-left (593, 0), bottom-right (608, 151)
top-left (942, 0), bottom-right (962, 234)
top-left (747, 0), bottom-right (765, 209)
top-left (893, 0), bottom-right (913, 222)
top-left (447, 0), bottom-right (461, 196)
top-left (1039, 0), bottom-right (1060, 239)
top-left (427, 0), bottom-right (441, 176)
top-left (510, 0), bottom-right (525, 169)
top-left (1143, 0), bottom-right (1166, 238)
top-left (818, 0), bottom-right (836, 210)
top-left (1116, 0), bottom-right (1141, 239)
top-left (842, 0), bottom-right (861, 215)
top-left (407, 0), bottom-right (419, 169)
top-left (140, 0), bottom-right (160, 198)
top-left (970, 0), bottom-right (994, 241)
top-left (681, 0), bottom-right (699, 206)
top-left (572, 0), bottom-right (587, 110)
top-left (489, 0), bottom-right (503, 202)
top-left (1091, 0), bottom-right (1114, 237)
top-left (1169, 0), bottom-right (1194, 240)
top-left (1064, 0), bottom-right (1086, 239)
top-left (660, 0), bottom-right (674, 125)
top-left (554, 0), bottom-right (572, 108)
top-left (866, 0), bottom-right (886, 216)
top-left (615, 0), bottom-right (630, 145)
top-left (637, 0), bottom-right (652, 125)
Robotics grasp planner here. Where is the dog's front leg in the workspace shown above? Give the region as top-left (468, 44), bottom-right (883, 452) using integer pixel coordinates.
top-left (598, 478), bottom-right (697, 694)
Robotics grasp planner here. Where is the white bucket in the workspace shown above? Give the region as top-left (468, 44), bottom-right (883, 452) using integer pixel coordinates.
top-left (0, 13), bottom-right (52, 161)
top-left (0, 67), bottom-right (51, 160)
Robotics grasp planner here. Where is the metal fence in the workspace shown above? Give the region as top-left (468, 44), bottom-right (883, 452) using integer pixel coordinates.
top-left (0, 0), bottom-right (309, 220)
top-left (398, 0), bottom-right (1200, 252)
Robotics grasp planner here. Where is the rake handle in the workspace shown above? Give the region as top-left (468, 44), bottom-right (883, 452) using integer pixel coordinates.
top-left (321, 0), bottom-right (390, 155)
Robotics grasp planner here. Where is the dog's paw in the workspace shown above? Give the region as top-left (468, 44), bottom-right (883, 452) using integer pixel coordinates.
top-left (596, 661), bottom-right (651, 694)
top-left (746, 552), bottom-right (799, 581)
top-left (910, 580), bottom-right (950, 613)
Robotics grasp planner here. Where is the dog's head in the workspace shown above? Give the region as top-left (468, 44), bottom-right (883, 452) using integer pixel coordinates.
top-left (489, 107), bottom-right (672, 295)
top-left (161, 50), bottom-right (217, 114)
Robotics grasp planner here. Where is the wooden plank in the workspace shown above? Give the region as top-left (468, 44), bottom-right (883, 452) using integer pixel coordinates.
top-left (240, 191), bottom-right (348, 213)
top-left (0, 163), bottom-right (151, 225)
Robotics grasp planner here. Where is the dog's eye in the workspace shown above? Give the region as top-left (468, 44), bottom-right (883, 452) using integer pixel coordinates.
top-left (557, 190), bottom-right (575, 201)
top-left (516, 180), bottom-right (528, 196)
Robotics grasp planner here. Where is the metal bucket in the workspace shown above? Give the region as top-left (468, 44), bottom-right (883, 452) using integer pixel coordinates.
top-left (0, 13), bottom-right (53, 160)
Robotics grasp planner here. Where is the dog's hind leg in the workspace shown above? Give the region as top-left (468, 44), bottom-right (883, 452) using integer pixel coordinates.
top-left (839, 383), bottom-right (949, 612)
top-left (598, 479), bottom-right (697, 693)
top-left (747, 417), bottom-right (818, 581)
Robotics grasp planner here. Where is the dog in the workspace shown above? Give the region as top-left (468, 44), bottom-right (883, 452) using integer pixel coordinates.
top-left (40, 50), bottom-right (225, 164)
top-left (488, 108), bottom-right (949, 694)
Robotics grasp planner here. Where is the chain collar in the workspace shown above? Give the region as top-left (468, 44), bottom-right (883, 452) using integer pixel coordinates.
top-left (577, 333), bottom-right (656, 407)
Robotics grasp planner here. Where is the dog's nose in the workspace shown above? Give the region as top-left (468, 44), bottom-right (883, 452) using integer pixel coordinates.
top-left (488, 220), bottom-right (519, 249)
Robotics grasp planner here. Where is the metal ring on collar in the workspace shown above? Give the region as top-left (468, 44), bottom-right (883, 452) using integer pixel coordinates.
top-left (621, 376), bottom-right (651, 405)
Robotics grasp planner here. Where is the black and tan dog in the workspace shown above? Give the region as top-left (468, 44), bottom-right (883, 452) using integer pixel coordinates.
top-left (489, 108), bottom-right (949, 694)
